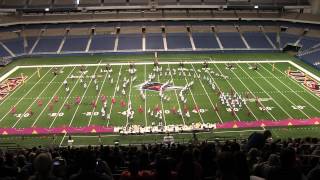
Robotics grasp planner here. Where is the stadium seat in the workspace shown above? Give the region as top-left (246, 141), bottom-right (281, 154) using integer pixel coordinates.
top-left (146, 33), bottom-right (164, 50)
top-left (166, 33), bottom-right (192, 49)
top-left (192, 32), bottom-right (220, 49)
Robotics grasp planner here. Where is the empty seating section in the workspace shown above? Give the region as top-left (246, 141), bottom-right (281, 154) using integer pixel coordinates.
top-left (28, 0), bottom-right (51, 7)
top-left (166, 33), bottom-right (191, 49)
top-left (218, 32), bottom-right (246, 48)
top-left (1, 0), bottom-right (25, 8)
top-left (203, 0), bottom-right (226, 5)
top-left (243, 32), bottom-right (272, 48)
top-left (34, 36), bottom-right (62, 53)
top-left (179, 0), bottom-right (201, 5)
top-left (33, 28), bottom-right (65, 53)
top-left (25, 37), bottom-right (37, 52)
top-left (146, 33), bottom-right (163, 49)
top-left (158, 0), bottom-right (177, 5)
top-left (2, 38), bottom-right (24, 55)
top-left (104, 0), bottom-right (127, 6)
top-left (0, 45), bottom-right (10, 57)
top-left (299, 50), bottom-right (320, 69)
top-left (118, 26), bottom-right (142, 50)
top-left (79, 0), bottom-right (101, 6)
top-left (165, 26), bottom-right (191, 49)
top-left (129, 0), bottom-right (149, 5)
top-left (299, 37), bottom-right (320, 51)
top-left (90, 35), bottom-right (115, 51)
top-left (280, 33), bottom-right (299, 47)
top-left (192, 33), bottom-right (219, 49)
top-left (1, 22), bottom-right (320, 57)
top-left (54, 0), bottom-right (74, 7)
top-left (266, 32), bottom-right (278, 47)
top-left (118, 34), bottom-right (142, 50)
top-left (62, 36), bottom-right (88, 52)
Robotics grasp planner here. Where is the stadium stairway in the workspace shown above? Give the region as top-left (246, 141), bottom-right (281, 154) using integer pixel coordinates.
top-left (29, 28), bottom-right (44, 54)
top-left (236, 26), bottom-right (250, 49)
top-left (187, 26), bottom-right (196, 51)
top-left (259, 26), bottom-right (277, 49)
top-left (162, 27), bottom-right (168, 51)
top-left (212, 26), bottom-right (224, 50)
top-left (85, 28), bottom-right (94, 52)
top-left (0, 42), bottom-right (15, 57)
top-left (114, 28), bottom-right (119, 52)
top-left (57, 28), bottom-right (69, 54)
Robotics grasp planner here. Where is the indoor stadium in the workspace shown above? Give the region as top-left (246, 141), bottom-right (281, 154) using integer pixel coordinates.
top-left (0, 0), bottom-right (320, 180)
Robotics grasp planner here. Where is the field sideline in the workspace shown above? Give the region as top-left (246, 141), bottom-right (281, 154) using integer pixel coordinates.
top-left (0, 53), bottom-right (319, 147)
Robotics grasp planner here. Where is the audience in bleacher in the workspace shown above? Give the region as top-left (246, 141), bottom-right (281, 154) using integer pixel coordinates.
top-left (0, 132), bottom-right (320, 180)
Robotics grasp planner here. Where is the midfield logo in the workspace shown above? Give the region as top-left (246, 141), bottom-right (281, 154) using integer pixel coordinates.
top-left (136, 82), bottom-right (183, 92)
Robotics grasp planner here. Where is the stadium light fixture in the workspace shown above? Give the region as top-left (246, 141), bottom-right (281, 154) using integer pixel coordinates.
top-left (254, 5), bottom-right (259, 9)
top-left (45, 8), bottom-right (50, 12)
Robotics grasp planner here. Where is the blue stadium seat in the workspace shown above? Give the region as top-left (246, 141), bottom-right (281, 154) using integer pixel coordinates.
top-left (299, 37), bottom-right (320, 51)
top-left (243, 32), bottom-right (273, 48)
top-left (192, 32), bottom-right (220, 49)
top-left (33, 36), bottom-right (63, 53)
top-left (0, 45), bottom-right (10, 57)
top-left (217, 32), bottom-right (246, 48)
top-left (266, 32), bottom-right (278, 47)
top-left (2, 38), bottom-right (24, 55)
top-left (62, 36), bottom-right (89, 52)
top-left (118, 34), bottom-right (142, 50)
top-left (299, 50), bottom-right (320, 69)
top-left (90, 34), bottom-right (116, 51)
top-left (166, 33), bottom-right (192, 49)
top-left (280, 33), bottom-right (299, 48)
top-left (146, 33), bottom-right (164, 50)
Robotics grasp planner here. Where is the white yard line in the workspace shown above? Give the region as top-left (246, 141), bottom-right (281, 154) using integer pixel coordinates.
top-left (228, 65), bottom-right (277, 121)
top-left (0, 71), bottom-right (37, 107)
top-left (271, 63), bottom-right (320, 103)
top-left (204, 61), bottom-right (242, 122)
top-left (172, 64), bottom-right (205, 124)
top-left (167, 64), bottom-right (186, 125)
top-left (237, 64), bottom-right (293, 119)
top-left (249, 63), bottom-right (310, 119)
top-left (32, 67), bottom-right (76, 127)
top-left (107, 65), bottom-right (123, 126)
top-left (58, 64), bottom-right (102, 147)
top-left (261, 64), bottom-right (320, 114)
top-left (157, 69), bottom-right (167, 126)
top-left (213, 63), bottom-right (259, 121)
top-left (0, 67), bottom-right (51, 123)
top-left (13, 60), bottom-right (292, 69)
top-left (49, 75), bottom-right (81, 128)
top-left (12, 67), bottom-right (65, 128)
top-left (125, 73), bottom-right (134, 127)
top-left (144, 64), bottom-right (148, 127)
top-left (190, 64), bottom-right (223, 124)
top-left (87, 67), bottom-right (109, 126)
top-left (68, 64), bottom-right (101, 127)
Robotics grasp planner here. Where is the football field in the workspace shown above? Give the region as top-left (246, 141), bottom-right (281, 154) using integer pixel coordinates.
top-left (0, 57), bottom-right (320, 139)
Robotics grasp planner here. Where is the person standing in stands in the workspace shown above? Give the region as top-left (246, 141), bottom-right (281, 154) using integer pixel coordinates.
top-left (246, 130), bottom-right (272, 151)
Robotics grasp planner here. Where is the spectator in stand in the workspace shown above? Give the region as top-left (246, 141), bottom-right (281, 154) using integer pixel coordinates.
top-left (176, 150), bottom-right (202, 180)
top-left (70, 150), bottom-right (112, 180)
top-left (253, 154), bottom-right (280, 179)
top-left (216, 152), bottom-right (237, 180)
top-left (152, 158), bottom-right (177, 180)
top-left (246, 130), bottom-right (272, 151)
top-left (29, 152), bottom-right (59, 180)
top-left (267, 147), bottom-right (303, 180)
top-left (307, 159), bottom-right (320, 180)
